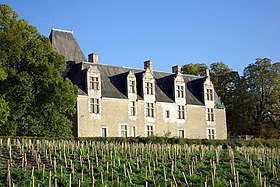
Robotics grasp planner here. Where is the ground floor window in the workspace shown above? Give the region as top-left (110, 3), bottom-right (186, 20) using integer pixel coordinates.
top-left (207, 128), bottom-right (215, 140)
top-left (120, 125), bottom-right (128, 137)
top-left (146, 125), bottom-right (154, 137)
top-left (178, 129), bottom-right (185, 138)
top-left (132, 126), bottom-right (136, 137)
top-left (101, 127), bottom-right (107, 137)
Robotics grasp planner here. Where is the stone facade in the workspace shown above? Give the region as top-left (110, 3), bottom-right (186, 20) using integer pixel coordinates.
top-left (49, 28), bottom-right (227, 139)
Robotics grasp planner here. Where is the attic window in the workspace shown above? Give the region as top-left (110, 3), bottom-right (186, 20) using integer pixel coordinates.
top-left (90, 76), bottom-right (99, 90)
top-left (129, 80), bottom-right (136, 93)
top-left (177, 85), bottom-right (184, 98)
top-left (145, 82), bottom-right (153, 95)
top-left (206, 89), bottom-right (213, 101)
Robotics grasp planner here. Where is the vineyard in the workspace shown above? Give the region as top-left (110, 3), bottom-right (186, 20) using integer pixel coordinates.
top-left (0, 138), bottom-right (279, 186)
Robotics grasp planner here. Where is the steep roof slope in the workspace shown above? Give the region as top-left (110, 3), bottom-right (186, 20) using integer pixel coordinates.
top-left (49, 28), bottom-right (86, 63)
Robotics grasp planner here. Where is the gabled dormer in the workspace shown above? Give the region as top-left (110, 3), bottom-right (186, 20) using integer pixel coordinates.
top-left (172, 65), bottom-right (186, 120)
top-left (127, 70), bottom-right (137, 101)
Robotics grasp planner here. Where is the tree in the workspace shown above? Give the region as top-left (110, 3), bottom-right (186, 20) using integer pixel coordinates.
top-left (181, 63), bottom-right (208, 76)
top-left (243, 58), bottom-right (280, 137)
top-left (0, 5), bottom-right (77, 137)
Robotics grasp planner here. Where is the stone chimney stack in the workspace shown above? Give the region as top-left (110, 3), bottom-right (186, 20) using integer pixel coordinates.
top-left (88, 53), bottom-right (98, 64)
top-left (172, 65), bottom-right (181, 74)
top-left (144, 60), bottom-right (153, 72)
top-left (205, 68), bottom-right (210, 77)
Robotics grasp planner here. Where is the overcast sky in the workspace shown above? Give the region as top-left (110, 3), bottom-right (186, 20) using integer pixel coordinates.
top-left (4, 0), bottom-right (280, 74)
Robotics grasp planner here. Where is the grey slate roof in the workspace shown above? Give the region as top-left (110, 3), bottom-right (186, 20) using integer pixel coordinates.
top-left (49, 28), bottom-right (86, 64)
top-left (66, 62), bottom-right (206, 105)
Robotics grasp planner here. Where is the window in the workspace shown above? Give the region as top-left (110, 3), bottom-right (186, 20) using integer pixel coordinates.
top-left (129, 80), bottom-right (136, 93)
top-left (178, 130), bottom-right (185, 138)
top-left (208, 129), bottom-right (215, 140)
top-left (177, 85), bottom-right (184, 98)
top-left (132, 126), bottom-right (136, 137)
top-left (146, 103), bottom-right (154, 117)
top-left (130, 101), bottom-right (136, 116)
top-left (206, 89), bottom-right (213, 101)
top-left (177, 105), bottom-right (185, 119)
top-left (207, 108), bottom-right (214, 121)
top-left (90, 98), bottom-right (100, 114)
top-left (146, 125), bottom-right (153, 137)
top-left (165, 110), bottom-right (170, 118)
top-left (90, 77), bottom-right (99, 90)
top-left (120, 125), bottom-right (128, 137)
top-left (101, 127), bottom-right (107, 137)
top-left (145, 82), bottom-right (153, 95)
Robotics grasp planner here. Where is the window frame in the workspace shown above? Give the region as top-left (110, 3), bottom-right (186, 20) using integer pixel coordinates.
top-left (146, 125), bottom-right (154, 137)
top-left (129, 80), bottom-right (136, 93)
top-left (101, 127), bottom-right (107, 137)
top-left (90, 76), bottom-right (99, 90)
top-left (207, 108), bottom-right (214, 121)
top-left (130, 101), bottom-right (136, 116)
top-left (178, 129), bottom-right (185, 138)
top-left (177, 85), bottom-right (184, 98)
top-left (146, 102), bottom-right (154, 117)
top-left (206, 89), bottom-right (213, 101)
top-left (207, 129), bottom-right (215, 140)
top-left (90, 98), bottom-right (100, 114)
top-left (177, 105), bottom-right (185, 119)
top-left (120, 124), bottom-right (128, 137)
top-left (145, 82), bottom-right (153, 95)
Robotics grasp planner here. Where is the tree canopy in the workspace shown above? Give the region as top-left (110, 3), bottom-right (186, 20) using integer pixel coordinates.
top-left (0, 5), bottom-right (77, 137)
top-left (181, 59), bottom-right (280, 138)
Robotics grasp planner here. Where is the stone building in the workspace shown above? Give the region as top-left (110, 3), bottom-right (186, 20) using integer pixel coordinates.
top-left (49, 28), bottom-right (227, 139)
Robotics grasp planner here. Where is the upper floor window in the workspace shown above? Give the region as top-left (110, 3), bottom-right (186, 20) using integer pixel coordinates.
top-left (90, 98), bottom-right (100, 114)
top-left (177, 105), bottom-right (185, 119)
top-left (146, 125), bottom-right (153, 137)
top-left (145, 82), bottom-right (153, 95)
top-left (90, 76), bottom-right (99, 90)
top-left (207, 129), bottom-right (215, 139)
top-left (177, 85), bottom-right (184, 98)
top-left (207, 108), bottom-right (214, 121)
top-left (120, 125), bottom-right (128, 137)
top-left (130, 101), bottom-right (136, 116)
top-left (129, 80), bottom-right (136, 93)
top-left (206, 89), bottom-right (213, 101)
top-left (165, 110), bottom-right (170, 118)
top-left (146, 103), bottom-right (154, 117)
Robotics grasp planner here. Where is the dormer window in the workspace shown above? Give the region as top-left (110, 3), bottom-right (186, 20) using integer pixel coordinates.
top-left (206, 89), bottom-right (213, 101)
top-left (177, 85), bottom-right (184, 98)
top-left (90, 76), bottom-right (99, 90)
top-left (145, 82), bottom-right (153, 95)
top-left (129, 80), bottom-right (136, 93)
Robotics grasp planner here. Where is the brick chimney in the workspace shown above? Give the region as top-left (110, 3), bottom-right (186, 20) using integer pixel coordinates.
top-left (172, 65), bottom-right (181, 74)
top-left (144, 60), bottom-right (153, 72)
top-left (205, 68), bottom-right (210, 77)
top-left (88, 53), bottom-right (98, 64)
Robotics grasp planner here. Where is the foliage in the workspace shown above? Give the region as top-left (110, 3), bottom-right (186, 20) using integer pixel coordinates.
top-left (0, 138), bottom-right (279, 186)
top-left (0, 5), bottom-right (77, 137)
top-left (181, 63), bottom-right (208, 76)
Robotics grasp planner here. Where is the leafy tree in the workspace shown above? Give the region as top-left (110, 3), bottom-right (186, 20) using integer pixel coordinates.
top-left (0, 5), bottom-right (77, 137)
top-left (243, 58), bottom-right (280, 137)
top-left (181, 63), bottom-right (208, 76)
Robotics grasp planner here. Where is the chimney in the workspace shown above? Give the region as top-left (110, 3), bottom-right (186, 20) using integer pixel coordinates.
top-left (144, 60), bottom-right (153, 72)
top-left (205, 68), bottom-right (210, 77)
top-left (88, 53), bottom-right (98, 64)
top-left (172, 65), bottom-right (181, 74)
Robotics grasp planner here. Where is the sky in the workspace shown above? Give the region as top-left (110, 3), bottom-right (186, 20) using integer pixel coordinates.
top-left (3, 0), bottom-right (280, 74)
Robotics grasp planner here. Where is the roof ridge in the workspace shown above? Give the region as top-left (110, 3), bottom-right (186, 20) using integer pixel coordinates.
top-left (52, 27), bottom-right (73, 34)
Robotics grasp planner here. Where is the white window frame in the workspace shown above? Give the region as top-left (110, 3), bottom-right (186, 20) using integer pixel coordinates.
top-left (177, 85), bottom-right (184, 98)
top-left (178, 129), bottom-right (185, 138)
top-left (177, 105), bottom-right (185, 119)
top-left (130, 101), bottom-right (136, 116)
top-left (207, 128), bottom-right (215, 140)
top-left (165, 110), bottom-right (170, 118)
top-left (207, 108), bottom-right (214, 121)
top-left (120, 124), bottom-right (128, 137)
top-left (145, 82), bottom-right (153, 95)
top-left (129, 80), bottom-right (136, 93)
top-left (206, 89), bottom-right (213, 101)
top-left (90, 76), bottom-right (99, 90)
top-left (90, 98), bottom-right (100, 114)
top-left (101, 127), bottom-right (108, 137)
top-left (146, 102), bottom-right (154, 117)
top-left (146, 124), bottom-right (154, 137)
top-left (132, 126), bottom-right (137, 137)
